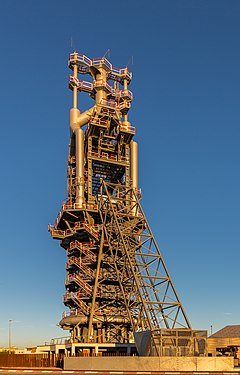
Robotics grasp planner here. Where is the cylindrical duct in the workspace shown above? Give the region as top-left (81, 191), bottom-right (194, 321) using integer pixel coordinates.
top-left (75, 128), bottom-right (85, 207)
top-left (123, 78), bottom-right (128, 91)
top-left (91, 67), bottom-right (107, 105)
top-left (122, 79), bottom-right (130, 125)
top-left (130, 140), bottom-right (138, 191)
top-left (96, 89), bottom-right (106, 105)
top-left (73, 53), bottom-right (78, 109)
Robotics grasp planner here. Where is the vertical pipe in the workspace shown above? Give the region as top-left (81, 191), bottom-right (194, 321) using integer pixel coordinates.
top-left (130, 141), bottom-right (138, 215)
top-left (75, 128), bottom-right (85, 207)
top-left (95, 89), bottom-right (105, 105)
top-left (8, 319), bottom-right (12, 349)
top-left (123, 79), bottom-right (129, 124)
top-left (130, 140), bottom-right (138, 191)
top-left (95, 69), bottom-right (107, 105)
top-left (73, 52), bottom-right (78, 109)
top-left (123, 78), bottom-right (128, 91)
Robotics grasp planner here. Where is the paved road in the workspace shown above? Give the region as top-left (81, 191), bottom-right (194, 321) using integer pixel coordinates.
top-left (1, 370), bottom-right (240, 375)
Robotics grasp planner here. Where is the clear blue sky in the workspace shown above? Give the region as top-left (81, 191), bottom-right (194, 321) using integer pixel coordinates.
top-left (0, 0), bottom-right (239, 348)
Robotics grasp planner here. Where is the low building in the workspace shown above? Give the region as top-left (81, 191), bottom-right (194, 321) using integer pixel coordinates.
top-left (208, 325), bottom-right (240, 365)
top-left (24, 345), bottom-right (50, 354)
top-left (0, 347), bottom-right (24, 354)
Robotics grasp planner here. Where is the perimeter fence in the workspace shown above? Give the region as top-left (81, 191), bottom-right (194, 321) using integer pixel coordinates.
top-left (0, 353), bottom-right (63, 368)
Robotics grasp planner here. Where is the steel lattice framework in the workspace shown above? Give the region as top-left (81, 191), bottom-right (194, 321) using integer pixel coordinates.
top-left (49, 52), bottom-right (207, 356)
top-left (99, 181), bottom-right (191, 332)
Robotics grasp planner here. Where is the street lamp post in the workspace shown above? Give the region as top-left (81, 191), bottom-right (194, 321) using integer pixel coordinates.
top-left (8, 320), bottom-right (12, 349)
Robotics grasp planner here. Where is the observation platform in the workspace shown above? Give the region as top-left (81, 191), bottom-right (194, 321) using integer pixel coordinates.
top-left (68, 53), bottom-right (132, 83)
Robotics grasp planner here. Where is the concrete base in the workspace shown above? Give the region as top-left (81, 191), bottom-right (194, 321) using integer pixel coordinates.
top-left (64, 356), bottom-right (234, 371)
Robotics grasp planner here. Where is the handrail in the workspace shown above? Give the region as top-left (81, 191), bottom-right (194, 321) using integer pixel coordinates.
top-left (67, 256), bottom-right (95, 277)
top-left (90, 116), bottom-right (108, 126)
top-left (119, 101), bottom-right (131, 110)
top-left (69, 75), bottom-right (93, 92)
top-left (68, 52), bottom-right (132, 82)
top-left (93, 79), bottom-right (112, 93)
top-left (89, 150), bottom-right (119, 162)
top-left (65, 274), bottom-right (93, 294)
top-left (52, 201), bottom-right (98, 228)
top-left (69, 53), bottom-right (91, 67)
top-left (68, 74), bottom-right (78, 86)
top-left (119, 155), bottom-right (129, 162)
top-left (69, 240), bottom-right (97, 262)
top-left (88, 150), bottom-right (99, 158)
top-left (69, 75), bottom-right (132, 102)
top-left (49, 221), bottom-right (100, 239)
top-left (64, 292), bottom-right (90, 313)
top-left (92, 57), bottom-right (112, 70)
top-left (120, 124), bottom-right (136, 133)
top-left (100, 98), bottom-right (118, 108)
top-left (120, 89), bottom-right (133, 100)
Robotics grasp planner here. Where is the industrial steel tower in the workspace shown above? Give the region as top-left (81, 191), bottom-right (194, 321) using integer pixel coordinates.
top-left (49, 52), bottom-right (207, 356)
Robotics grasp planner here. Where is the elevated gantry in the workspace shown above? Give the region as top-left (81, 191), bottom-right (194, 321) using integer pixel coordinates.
top-left (49, 52), bottom-right (207, 356)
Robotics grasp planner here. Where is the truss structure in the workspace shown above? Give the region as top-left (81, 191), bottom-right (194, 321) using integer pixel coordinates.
top-left (99, 181), bottom-right (191, 332)
top-left (49, 52), bottom-right (207, 356)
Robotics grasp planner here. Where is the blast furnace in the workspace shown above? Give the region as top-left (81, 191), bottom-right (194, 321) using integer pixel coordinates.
top-left (49, 52), bottom-right (207, 356)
